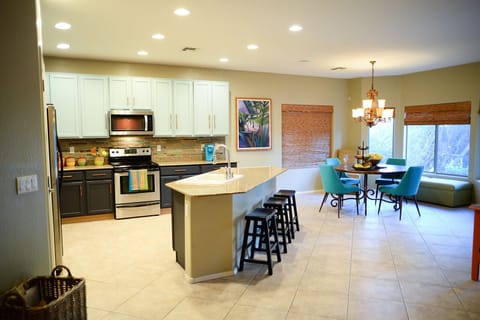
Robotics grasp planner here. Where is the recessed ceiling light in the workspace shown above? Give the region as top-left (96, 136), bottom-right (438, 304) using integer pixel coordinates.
top-left (247, 44), bottom-right (259, 50)
top-left (56, 43), bottom-right (70, 50)
top-left (55, 22), bottom-right (71, 30)
top-left (219, 57), bottom-right (229, 63)
top-left (174, 8), bottom-right (190, 16)
top-left (289, 24), bottom-right (303, 32)
top-left (152, 33), bottom-right (165, 40)
top-left (137, 50), bottom-right (148, 56)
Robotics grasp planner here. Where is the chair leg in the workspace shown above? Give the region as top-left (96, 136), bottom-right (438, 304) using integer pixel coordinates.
top-left (355, 192), bottom-right (360, 215)
top-left (413, 196), bottom-right (421, 217)
top-left (377, 193), bottom-right (384, 215)
top-left (399, 196), bottom-right (403, 220)
top-left (375, 184), bottom-right (379, 205)
top-left (319, 193), bottom-right (329, 212)
top-left (337, 194), bottom-right (342, 218)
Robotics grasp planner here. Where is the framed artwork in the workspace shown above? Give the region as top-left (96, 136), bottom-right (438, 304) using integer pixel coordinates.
top-left (236, 97), bottom-right (272, 150)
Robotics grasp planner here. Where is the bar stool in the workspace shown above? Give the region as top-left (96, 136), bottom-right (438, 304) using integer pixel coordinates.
top-left (263, 197), bottom-right (291, 253)
top-left (239, 208), bottom-right (281, 275)
top-left (275, 189), bottom-right (300, 232)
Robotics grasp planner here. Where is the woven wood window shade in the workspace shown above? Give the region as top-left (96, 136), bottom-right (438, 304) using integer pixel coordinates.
top-left (404, 101), bottom-right (471, 125)
top-left (282, 104), bottom-right (333, 168)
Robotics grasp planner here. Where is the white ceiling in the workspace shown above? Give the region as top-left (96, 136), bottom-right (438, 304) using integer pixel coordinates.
top-left (40, 0), bottom-right (480, 79)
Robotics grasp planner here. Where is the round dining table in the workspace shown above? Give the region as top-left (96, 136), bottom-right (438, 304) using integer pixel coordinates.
top-left (335, 164), bottom-right (408, 215)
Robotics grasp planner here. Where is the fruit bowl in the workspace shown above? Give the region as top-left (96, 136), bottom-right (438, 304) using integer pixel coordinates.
top-left (369, 159), bottom-right (381, 167)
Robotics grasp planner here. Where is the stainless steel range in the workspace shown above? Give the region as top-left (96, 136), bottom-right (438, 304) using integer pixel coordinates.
top-left (109, 147), bottom-right (160, 219)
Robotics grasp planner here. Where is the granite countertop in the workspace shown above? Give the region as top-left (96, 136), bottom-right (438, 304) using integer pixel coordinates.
top-left (63, 164), bottom-right (113, 171)
top-left (155, 160), bottom-right (234, 166)
top-left (166, 166), bottom-right (287, 197)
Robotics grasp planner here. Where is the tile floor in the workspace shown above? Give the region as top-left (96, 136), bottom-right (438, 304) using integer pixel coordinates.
top-left (62, 192), bottom-right (480, 320)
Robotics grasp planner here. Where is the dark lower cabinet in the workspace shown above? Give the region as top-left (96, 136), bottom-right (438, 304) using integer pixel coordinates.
top-left (60, 169), bottom-right (113, 217)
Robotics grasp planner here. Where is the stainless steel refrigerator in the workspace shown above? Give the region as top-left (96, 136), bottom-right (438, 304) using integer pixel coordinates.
top-left (46, 104), bottom-right (63, 266)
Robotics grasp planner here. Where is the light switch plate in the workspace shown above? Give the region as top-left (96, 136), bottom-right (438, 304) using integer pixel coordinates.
top-left (16, 174), bottom-right (38, 194)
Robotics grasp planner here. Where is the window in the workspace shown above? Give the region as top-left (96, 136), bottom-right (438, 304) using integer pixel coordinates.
top-left (406, 124), bottom-right (470, 176)
top-left (281, 104), bottom-right (333, 168)
top-left (404, 101), bottom-right (471, 177)
top-left (368, 120), bottom-right (394, 159)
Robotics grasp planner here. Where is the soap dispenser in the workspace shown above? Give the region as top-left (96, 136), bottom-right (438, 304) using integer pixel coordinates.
top-left (205, 144), bottom-right (215, 162)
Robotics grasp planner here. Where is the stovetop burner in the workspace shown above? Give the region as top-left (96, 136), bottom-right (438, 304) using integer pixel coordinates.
top-left (109, 147), bottom-right (159, 171)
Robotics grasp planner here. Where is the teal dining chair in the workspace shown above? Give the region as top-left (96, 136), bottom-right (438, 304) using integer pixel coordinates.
top-left (377, 166), bottom-right (424, 220)
top-left (319, 164), bottom-right (360, 218)
top-left (374, 158), bottom-right (406, 202)
top-left (325, 157), bottom-right (360, 185)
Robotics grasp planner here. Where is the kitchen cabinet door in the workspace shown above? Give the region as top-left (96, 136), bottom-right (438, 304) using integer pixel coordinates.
top-left (86, 179), bottom-right (113, 214)
top-left (173, 80), bottom-right (194, 136)
top-left (152, 78), bottom-right (173, 136)
top-left (48, 73), bottom-right (80, 138)
top-left (193, 81), bottom-right (212, 136)
top-left (193, 80), bottom-right (230, 136)
top-left (211, 81), bottom-right (230, 136)
top-left (109, 76), bottom-right (153, 109)
top-left (78, 75), bottom-right (109, 137)
top-left (131, 77), bottom-right (153, 109)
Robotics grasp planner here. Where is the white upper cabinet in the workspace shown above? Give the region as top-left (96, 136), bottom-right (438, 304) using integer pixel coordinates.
top-left (109, 77), bottom-right (153, 109)
top-left (193, 80), bottom-right (230, 136)
top-left (47, 73), bottom-right (80, 138)
top-left (78, 75), bottom-right (109, 138)
top-left (46, 73), bottom-right (109, 138)
top-left (172, 80), bottom-right (194, 136)
top-left (152, 78), bottom-right (173, 136)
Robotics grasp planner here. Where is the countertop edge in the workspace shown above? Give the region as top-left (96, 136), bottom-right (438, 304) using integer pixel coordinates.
top-left (166, 166), bottom-right (287, 197)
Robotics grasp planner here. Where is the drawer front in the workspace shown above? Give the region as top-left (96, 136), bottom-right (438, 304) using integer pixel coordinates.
top-left (61, 171), bottom-right (84, 181)
top-left (160, 165), bottom-right (201, 176)
top-left (86, 169), bottom-right (113, 180)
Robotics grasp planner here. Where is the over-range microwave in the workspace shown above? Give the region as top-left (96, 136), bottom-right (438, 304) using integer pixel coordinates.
top-left (109, 109), bottom-right (154, 136)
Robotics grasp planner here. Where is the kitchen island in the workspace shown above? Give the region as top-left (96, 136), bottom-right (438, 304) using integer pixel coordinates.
top-left (166, 166), bottom-right (287, 283)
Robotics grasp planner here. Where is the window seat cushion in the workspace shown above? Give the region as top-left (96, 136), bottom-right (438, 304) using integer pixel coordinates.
top-left (416, 177), bottom-right (473, 207)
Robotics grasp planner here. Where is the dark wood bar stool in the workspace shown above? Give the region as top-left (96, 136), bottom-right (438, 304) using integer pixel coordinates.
top-left (275, 189), bottom-right (300, 232)
top-left (263, 197), bottom-right (291, 253)
top-left (239, 208), bottom-right (281, 275)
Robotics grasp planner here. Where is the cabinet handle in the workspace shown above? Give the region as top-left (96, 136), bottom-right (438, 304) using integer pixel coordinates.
top-left (176, 114), bottom-right (179, 129)
top-left (208, 115), bottom-right (211, 129)
top-left (109, 184), bottom-right (112, 194)
top-left (80, 185), bottom-right (83, 198)
top-left (169, 114), bottom-right (173, 129)
top-left (174, 169), bottom-right (187, 173)
top-left (63, 175), bottom-right (73, 179)
top-left (91, 173), bottom-right (107, 177)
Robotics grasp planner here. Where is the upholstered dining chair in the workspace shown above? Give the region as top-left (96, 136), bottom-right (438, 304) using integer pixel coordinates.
top-left (325, 157), bottom-right (361, 185)
top-left (319, 164), bottom-right (360, 218)
top-left (374, 158), bottom-right (406, 203)
top-left (377, 166), bottom-right (424, 220)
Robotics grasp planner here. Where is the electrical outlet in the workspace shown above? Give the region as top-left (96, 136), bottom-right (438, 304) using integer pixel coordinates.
top-left (156, 145), bottom-right (162, 152)
top-left (201, 144), bottom-right (205, 151)
top-left (69, 146), bottom-right (74, 153)
top-left (16, 174), bottom-right (38, 194)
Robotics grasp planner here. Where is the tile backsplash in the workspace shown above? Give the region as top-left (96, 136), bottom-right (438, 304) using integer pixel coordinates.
top-left (60, 136), bottom-right (226, 165)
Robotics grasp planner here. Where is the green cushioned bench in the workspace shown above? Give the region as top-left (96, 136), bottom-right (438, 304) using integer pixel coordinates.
top-left (416, 177), bottom-right (472, 207)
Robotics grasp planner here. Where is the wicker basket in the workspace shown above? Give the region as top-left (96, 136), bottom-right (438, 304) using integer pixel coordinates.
top-left (0, 265), bottom-right (86, 320)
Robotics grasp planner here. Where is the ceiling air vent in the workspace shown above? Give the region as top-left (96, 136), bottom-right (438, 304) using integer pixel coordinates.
top-left (182, 47), bottom-right (198, 52)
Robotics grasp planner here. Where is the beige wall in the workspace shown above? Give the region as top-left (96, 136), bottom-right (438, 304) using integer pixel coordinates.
top-left (45, 57), bottom-right (480, 197)
top-left (0, 0), bottom-right (52, 293)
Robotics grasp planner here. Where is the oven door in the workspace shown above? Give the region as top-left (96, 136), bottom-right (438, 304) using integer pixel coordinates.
top-left (114, 169), bottom-right (160, 204)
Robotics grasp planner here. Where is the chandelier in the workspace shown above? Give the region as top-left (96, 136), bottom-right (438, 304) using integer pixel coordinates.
top-left (352, 61), bottom-right (393, 127)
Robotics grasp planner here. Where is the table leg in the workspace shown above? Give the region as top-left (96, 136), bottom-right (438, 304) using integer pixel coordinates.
top-left (472, 208), bottom-right (480, 281)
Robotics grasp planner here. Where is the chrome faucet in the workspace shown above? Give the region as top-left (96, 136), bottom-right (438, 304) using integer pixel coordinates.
top-left (215, 144), bottom-right (233, 179)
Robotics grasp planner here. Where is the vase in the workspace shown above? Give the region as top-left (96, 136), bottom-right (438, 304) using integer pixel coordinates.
top-left (94, 156), bottom-right (104, 166)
